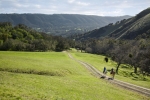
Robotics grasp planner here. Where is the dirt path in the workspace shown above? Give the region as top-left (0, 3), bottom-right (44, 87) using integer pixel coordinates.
top-left (66, 52), bottom-right (150, 97)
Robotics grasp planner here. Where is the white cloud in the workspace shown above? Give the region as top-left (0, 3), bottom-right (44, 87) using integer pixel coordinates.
top-left (34, 5), bottom-right (41, 8)
top-left (102, 0), bottom-right (132, 9)
top-left (103, 9), bottom-right (124, 16)
top-left (68, 0), bottom-right (89, 6)
top-left (68, 0), bottom-right (76, 3)
top-left (51, 5), bottom-right (57, 9)
top-left (76, 1), bottom-right (89, 6)
top-left (0, 0), bottom-right (150, 16)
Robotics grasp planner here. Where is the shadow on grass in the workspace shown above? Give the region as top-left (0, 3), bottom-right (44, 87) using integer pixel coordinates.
top-left (0, 68), bottom-right (65, 76)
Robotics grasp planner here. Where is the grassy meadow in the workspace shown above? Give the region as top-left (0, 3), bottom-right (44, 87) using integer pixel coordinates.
top-left (70, 49), bottom-right (150, 89)
top-left (0, 51), bottom-right (150, 100)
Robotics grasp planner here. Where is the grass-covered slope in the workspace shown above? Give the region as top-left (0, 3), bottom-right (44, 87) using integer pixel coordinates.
top-left (0, 51), bottom-right (149, 100)
top-left (107, 7), bottom-right (150, 39)
top-left (0, 51), bottom-right (84, 76)
top-left (78, 19), bottom-right (127, 39)
top-left (109, 7), bottom-right (150, 39)
top-left (77, 7), bottom-right (150, 40)
top-left (70, 50), bottom-right (150, 89)
top-left (117, 13), bottom-right (150, 39)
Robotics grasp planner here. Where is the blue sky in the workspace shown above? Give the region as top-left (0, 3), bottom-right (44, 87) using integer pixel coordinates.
top-left (0, 0), bottom-right (150, 16)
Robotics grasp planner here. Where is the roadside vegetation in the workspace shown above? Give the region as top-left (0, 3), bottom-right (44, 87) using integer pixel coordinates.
top-left (0, 51), bottom-right (149, 100)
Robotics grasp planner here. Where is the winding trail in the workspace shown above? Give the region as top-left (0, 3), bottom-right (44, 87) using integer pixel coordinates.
top-left (66, 52), bottom-right (150, 97)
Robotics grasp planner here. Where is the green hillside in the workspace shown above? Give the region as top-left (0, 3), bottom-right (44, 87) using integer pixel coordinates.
top-left (0, 51), bottom-right (149, 100)
top-left (0, 14), bottom-right (131, 36)
top-left (109, 7), bottom-right (150, 39)
top-left (0, 23), bottom-right (73, 51)
top-left (76, 7), bottom-right (150, 40)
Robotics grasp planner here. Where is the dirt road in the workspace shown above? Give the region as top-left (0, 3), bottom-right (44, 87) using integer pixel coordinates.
top-left (67, 52), bottom-right (150, 97)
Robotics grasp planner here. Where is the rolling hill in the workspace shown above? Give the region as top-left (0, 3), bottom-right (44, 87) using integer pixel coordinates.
top-left (76, 7), bottom-right (150, 40)
top-left (0, 14), bottom-right (131, 36)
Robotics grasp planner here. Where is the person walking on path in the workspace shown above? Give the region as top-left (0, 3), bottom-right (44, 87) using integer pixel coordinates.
top-left (102, 67), bottom-right (107, 78)
top-left (103, 67), bottom-right (107, 74)
top-left (110, 68), bottom-right (115, 79)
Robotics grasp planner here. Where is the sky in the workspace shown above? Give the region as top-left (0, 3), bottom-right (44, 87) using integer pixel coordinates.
top-left (0, 0), bottom-right (150, 16)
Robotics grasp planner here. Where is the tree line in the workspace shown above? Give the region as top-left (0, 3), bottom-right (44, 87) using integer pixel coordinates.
top-left (75, 36), bottom-right (150, 75)
top-left (0, 22), bottom-right (74, 51)
top-left (1, 22), bottom-right (149, 75)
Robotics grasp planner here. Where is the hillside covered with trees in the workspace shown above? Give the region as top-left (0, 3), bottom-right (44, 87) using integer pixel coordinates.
top-left (0, 22), bottom-right (74, 51)
top-left (74, 7), bottom-right (150, 40)
top-left (0, 8), bottom-right (149, 77)
top-left (72, 8), bottom-right (150, 75)
top-left (0, 14), bottom-right (131, 36)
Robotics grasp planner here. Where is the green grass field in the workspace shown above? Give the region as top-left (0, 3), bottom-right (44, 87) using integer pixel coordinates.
top-left (0, 51), bottom-right (150, 100)
top-left (70, 49), bottom-right (150, 89)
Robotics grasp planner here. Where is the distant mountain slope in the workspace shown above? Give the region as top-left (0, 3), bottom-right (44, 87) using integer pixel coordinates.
top-left (0, 14), bottom-right (131, 36)
top-left (77, 7), bottom-right (150, 40)
top-left (109, 7), bottom-right (150, 39)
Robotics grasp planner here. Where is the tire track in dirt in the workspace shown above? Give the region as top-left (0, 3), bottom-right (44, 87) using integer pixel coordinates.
top-left (67, 52), bottom-right (150, 97)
